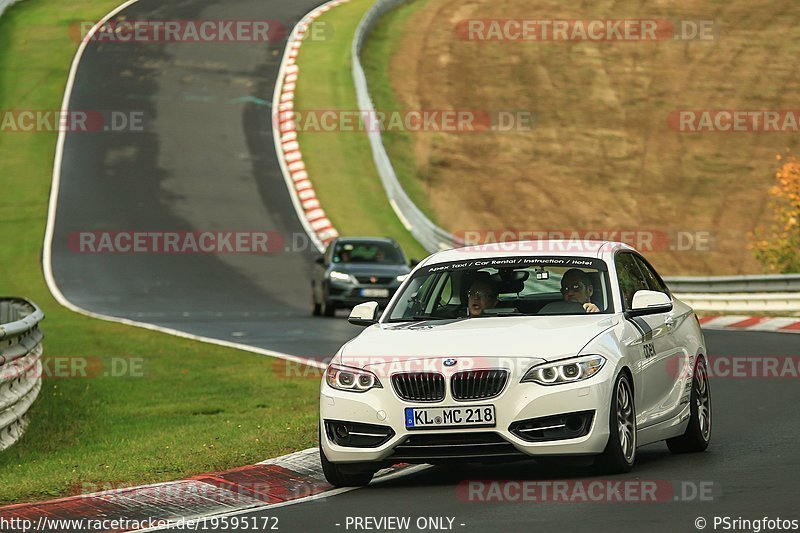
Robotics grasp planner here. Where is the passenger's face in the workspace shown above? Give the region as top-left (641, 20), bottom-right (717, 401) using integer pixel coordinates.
top-left (468, 281), bottom-right (497, 316)
top-left (561, 274), bottom-right (593, 304)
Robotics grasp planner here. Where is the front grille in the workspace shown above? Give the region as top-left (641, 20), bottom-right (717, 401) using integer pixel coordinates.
top-left (355, 276), bottom-right (394, 284)
top-left (390, 432), bottom-right (524, 462)
top-left (451, 370), bottom-right (509, 401)
top-left (392, 372), bottom-right (445, 402)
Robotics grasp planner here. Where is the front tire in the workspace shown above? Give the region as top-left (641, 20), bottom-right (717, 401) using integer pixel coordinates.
top-left (322, 299), bottom-right (336, 317)
top-left (311, 285), bottom-right (321, 316)
top-left (596, 372), bottom-right (637, 473)
top-left (667, 356), bottom-right (712, 453)
top-left (319, 428), bottom-right (375, 487)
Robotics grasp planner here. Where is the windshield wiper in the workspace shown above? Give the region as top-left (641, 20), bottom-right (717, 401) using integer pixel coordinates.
top-left (387, 315), bottom-right (451, 323)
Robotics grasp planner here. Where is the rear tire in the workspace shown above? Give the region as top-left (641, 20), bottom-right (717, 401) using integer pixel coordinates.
top-left (319, 427), bottom-right (375, 487)
top-left (667, 356), bottom-right (712, 453)
top-left (596, 372), bottom-right (636, 474)
top-left (312, 286), bottom-right (321, 316)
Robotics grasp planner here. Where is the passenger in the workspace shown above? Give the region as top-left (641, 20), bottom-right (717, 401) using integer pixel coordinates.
top-left (467, 273), bottom-right (499, 317)
top-left (561, 268), bottom-right (600, 313)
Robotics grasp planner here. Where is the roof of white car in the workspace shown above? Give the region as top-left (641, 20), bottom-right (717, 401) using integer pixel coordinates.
top-left (423, 240), bottom-right (636, 266)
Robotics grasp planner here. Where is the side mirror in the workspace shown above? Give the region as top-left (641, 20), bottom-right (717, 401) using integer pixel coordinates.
top-left (409, 258), bottom-right (420, 267)
top-left (315, 255), bottom-right (325, 266)
top-left (348, 301), bottom-right (380, 326)
top-left (627, 290), bottom-right (673, 317)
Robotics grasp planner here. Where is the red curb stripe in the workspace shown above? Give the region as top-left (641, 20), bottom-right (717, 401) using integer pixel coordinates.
top-left (728, 317), bottom-right (767, 328)
top-left (780, 321), bottom-right (800, 331)
top-left (697, 316), bottom-right (716, 324)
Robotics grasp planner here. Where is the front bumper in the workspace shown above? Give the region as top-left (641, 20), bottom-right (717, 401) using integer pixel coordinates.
top-left (319, 364), bottom-right (615, 465)
top-left (327, 282), bottom-right (399, 308)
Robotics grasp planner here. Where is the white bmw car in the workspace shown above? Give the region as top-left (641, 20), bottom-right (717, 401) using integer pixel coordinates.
top-left (319, 241), bottom-right (712, 486)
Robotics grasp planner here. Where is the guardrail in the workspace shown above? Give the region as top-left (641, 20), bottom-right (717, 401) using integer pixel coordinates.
top-left (0, 298), bottom-right (44, 451)
top-left (665, 275), bottom-right (800, 313)
top-left (0, 0), bottom-right (23, 19)
top-left (663, 274), bottom-right (800, 293)
top-left (352, 1), bottom-right (800, 313)
top-left (352, 0), bottom-right (463, 253)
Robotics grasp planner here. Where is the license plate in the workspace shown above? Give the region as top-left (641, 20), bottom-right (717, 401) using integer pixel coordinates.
top-left (405, 405), bottom-right (496, 430)
top-left (361, 288), bottom-right (389, 297)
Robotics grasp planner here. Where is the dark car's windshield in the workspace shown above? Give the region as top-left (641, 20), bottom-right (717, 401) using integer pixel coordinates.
top-left (386, 256), bottom-right (613, 321)
top-left (333, 241), bottom-right (406, 265)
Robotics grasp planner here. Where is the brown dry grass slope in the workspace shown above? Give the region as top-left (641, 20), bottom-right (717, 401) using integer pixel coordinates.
top-left (379, 0), bottom-right (800, 275)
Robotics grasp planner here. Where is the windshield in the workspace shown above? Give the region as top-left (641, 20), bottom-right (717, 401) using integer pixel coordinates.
top-left (385, 256), bottom-right (613, 322)
top-left (333, 241), bottom-right (406, 265)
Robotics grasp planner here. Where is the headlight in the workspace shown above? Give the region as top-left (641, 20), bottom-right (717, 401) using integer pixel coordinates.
top-left (521, 355), bottom-right (606, 385)
top-left (396, 274), bottom-right (409, 282)
top-left (329, 270), bottom-right (354, 283)
top-left (325, 364), bottom-right (382, 392)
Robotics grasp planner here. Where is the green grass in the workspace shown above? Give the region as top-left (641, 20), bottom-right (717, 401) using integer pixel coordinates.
top-left (0, 0), bottom-right (322, 504)
top-left (360, 0), bottom-right (438, 224)
top-left (293, 0), bottom-right (428, 260)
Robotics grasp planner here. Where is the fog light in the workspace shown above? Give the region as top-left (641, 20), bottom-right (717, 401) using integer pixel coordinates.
top-left (565, 415), bottom-right (584, 432)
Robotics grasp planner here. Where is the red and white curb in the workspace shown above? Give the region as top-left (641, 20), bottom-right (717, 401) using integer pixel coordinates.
top-left (699, 315), bottom-right (800, 333)
top-left (0, 448), bottom-right (421, 532)
top-left (272, 0), bottom-right (352, 252)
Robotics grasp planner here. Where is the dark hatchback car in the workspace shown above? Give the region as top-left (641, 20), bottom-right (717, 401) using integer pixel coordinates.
top-left (312, 237), bottom-right (413, 317)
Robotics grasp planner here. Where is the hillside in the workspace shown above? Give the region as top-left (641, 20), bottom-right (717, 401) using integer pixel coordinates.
top-left (366, 0), bottom-right (800, 275)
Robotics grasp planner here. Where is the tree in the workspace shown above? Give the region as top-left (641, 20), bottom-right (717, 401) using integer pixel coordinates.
top-left (751, 155), bottom-right (800, 273)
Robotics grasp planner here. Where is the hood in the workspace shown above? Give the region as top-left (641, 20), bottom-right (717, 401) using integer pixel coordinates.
top-left (339, 314), bottom-right (619, 369)
top-left (332, 263), bottom-right (410, 276)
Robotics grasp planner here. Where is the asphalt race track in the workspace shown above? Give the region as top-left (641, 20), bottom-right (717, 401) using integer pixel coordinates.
top-left (48, 1), bottom-right (800, 532)
top-left (179, 329), bottom-right (800, 533)
top-left (49, 0), bottom-right (355, 358)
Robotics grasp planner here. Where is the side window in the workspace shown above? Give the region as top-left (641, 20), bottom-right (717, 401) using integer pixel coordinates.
top-left (633, 255), bottom-right (669, 295)
top-left (615, 253), bottom-right (649, 309)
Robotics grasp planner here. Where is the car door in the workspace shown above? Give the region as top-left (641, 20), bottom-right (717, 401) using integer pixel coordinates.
top-left (615, 252), bottom-right (673, 428)
top-left (633, 254), bottom-right (688, 426)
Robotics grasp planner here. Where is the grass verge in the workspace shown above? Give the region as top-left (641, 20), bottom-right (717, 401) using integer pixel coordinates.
top-left (0, 0), bottom-right (321, 504)
top-left (293, 0), bottom-right (428, 260)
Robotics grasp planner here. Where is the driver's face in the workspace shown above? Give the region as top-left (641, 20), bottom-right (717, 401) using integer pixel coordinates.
top-left (468, 281), bottom-right (497, 316)
top-left (561, 275), bottom-right (593, 304)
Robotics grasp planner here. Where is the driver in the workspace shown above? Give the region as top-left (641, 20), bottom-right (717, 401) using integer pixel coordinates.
top-left (561, 268), bottom-right (600, 313)
top-left (467, 273), bottom-right (499, 317)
